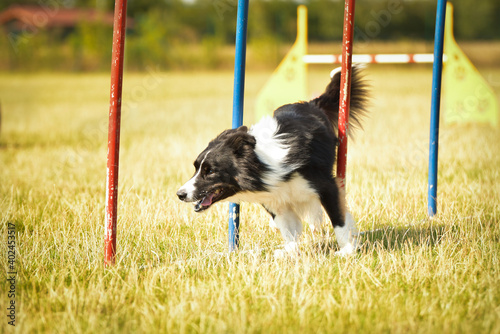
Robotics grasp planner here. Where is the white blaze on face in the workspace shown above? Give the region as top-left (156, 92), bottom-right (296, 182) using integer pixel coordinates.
top-left (178, 151), bottom-right (210, 201)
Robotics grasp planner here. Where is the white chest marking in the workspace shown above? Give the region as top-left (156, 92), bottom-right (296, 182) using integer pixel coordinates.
top-left (228, 173), bottom-right (322, 221)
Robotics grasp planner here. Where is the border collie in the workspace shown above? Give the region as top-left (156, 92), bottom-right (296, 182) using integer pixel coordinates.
top-left (177, 66), bottom-right (369, 256)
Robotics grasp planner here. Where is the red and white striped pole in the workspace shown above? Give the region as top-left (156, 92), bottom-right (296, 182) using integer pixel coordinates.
top-left (304, 53), bottom-right (438, 64)
top-left (104, 0), bottom-right (128, 266)
top-left (337, 0), bottom-right (356, 188)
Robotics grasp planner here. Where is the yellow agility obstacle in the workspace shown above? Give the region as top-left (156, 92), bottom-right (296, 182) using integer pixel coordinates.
top-left (255, 3), bottom-right (498, 127)
top-left (442, 3), bottom-right (498, 126)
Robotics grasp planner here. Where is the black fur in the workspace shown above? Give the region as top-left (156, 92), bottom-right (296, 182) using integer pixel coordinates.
top-left (178, 66), bottom-right (369, 230)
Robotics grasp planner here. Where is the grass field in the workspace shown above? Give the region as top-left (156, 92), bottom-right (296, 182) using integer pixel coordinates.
top-left (1, 67), bottom-right (499, 333)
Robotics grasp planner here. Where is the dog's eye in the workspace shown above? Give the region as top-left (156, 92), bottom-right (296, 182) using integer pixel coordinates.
top-left (204, 166), bottom-right (214, 176)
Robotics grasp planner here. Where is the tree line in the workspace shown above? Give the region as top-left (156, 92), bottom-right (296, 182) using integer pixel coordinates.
top-left (1, 0), bottom-right (498, 71)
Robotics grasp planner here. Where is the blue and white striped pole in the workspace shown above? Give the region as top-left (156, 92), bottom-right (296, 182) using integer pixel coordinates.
top-left (229, 0), bottom-right (249, 251)
top-left (428, 0), bottom-right (447, 217)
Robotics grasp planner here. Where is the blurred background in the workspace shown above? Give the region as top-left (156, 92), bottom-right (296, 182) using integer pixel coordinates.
top-left (1, 3), bottom-right (499, 331)
top-left (1, 0), bottom-right (499, 72)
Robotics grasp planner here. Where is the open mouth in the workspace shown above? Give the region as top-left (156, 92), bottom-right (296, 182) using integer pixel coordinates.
top-left (194, 188), bottom-right (225, 212)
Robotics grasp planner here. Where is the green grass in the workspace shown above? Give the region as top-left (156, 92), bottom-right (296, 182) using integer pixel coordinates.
top-left (1, 67), bottom-right (499, 333)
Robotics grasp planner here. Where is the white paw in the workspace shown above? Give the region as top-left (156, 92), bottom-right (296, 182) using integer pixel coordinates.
top-left (335, 242), bottom-right (357, 257)
top-left (273, 248), bottom-right (288, 258)
top-left (334, 211), bottom-right (359, 250)
top-left (273, 242), bottom-right (300, 258)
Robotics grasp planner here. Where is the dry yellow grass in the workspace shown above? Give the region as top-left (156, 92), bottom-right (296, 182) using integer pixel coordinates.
top-left (1, 67), bottom-right (499, 333)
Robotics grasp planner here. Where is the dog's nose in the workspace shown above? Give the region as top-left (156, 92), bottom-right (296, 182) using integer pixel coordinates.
top-left (177, 189), bottom-right (187, 201)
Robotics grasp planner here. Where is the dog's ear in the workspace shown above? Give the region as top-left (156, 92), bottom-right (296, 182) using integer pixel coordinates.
top-left (228, 131), bottom-right (256, 157)
top-left (213, 126), bottom-right (247, 142)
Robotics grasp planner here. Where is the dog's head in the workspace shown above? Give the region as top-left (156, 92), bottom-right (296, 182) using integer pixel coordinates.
top-left (176, 126), bottom-right (257, 212)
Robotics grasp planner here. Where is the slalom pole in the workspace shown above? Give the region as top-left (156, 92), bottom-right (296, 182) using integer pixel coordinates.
top-left (336, 0), bottom-right (356, 189)
top-left (428, 0), bottom-right (447, 217)
top-left (104, 0), bottom-right (128, 266)
top-left (229, 0), bottom-right (249, 252)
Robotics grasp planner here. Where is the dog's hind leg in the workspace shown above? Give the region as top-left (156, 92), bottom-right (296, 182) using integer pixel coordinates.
top-left (318, 177), bottom-right (358, 256)
top-left (272, 208), bottom-right (303, 257)
top-left (334, 211), bottom-right (358, 257)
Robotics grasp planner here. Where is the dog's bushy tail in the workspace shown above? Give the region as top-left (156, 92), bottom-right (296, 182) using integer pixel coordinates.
top-left (311, 65), bottom-right (369, 133)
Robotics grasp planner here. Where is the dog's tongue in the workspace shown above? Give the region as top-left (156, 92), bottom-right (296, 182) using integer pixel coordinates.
top-left (201, 192), bottom-right (216, 207)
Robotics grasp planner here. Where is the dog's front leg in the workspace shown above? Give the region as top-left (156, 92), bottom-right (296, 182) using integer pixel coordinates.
top-left (272, 209), bottom-right (302, 257)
